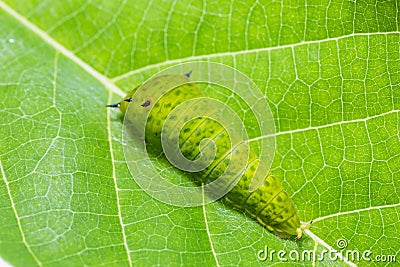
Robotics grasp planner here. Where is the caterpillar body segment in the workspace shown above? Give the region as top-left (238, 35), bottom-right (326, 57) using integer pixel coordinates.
top-left (108, 73), bottom-right (310, 239)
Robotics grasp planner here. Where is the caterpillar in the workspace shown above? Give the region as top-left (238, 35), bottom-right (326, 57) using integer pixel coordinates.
top-left (108, 72), bottom-right (311, 240)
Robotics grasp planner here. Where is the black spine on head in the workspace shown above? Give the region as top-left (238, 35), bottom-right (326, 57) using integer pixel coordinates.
top-left (185, 70), bottom-right (192, 78)
top-left (106, 103), bottom-right (120, 108)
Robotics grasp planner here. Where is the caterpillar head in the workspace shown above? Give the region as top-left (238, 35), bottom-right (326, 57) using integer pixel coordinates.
top-left (106, 84), bottom-right (140, 114)
top-left (107, 71), bottom-right (193, 115)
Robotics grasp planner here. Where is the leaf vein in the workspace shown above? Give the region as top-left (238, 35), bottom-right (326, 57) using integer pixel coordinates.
top-left (0, 159), bottom-right (42, 266)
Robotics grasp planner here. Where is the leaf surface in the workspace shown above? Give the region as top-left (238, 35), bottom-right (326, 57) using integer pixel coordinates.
top-left (0, 1), bottom-right (399, 266)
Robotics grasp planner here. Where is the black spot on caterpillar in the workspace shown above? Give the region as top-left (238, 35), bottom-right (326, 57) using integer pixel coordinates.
top-left (141, 99), bottom-right (152, 108)
top-left (108, 73), bottom-right (311, 239)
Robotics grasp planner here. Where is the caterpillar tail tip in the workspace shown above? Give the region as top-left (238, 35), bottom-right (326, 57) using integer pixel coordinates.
top-left (295, 220), bottom-right (313, 241)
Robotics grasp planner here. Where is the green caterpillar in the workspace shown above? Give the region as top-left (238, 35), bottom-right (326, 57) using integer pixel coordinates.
top-left (108, 72), bottom-right (311, 239)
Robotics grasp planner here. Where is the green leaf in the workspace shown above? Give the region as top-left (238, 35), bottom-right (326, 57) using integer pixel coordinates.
top-left (1, 1), bottom-right (399, 266)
